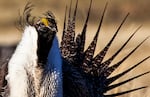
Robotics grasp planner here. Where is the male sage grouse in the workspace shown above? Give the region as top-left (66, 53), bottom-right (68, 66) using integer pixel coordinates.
top-left (0, 0), bottom-right (149, 97)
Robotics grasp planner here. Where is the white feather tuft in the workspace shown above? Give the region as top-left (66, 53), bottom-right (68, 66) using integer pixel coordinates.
top-left (7, 26), bottom-right (38, 97)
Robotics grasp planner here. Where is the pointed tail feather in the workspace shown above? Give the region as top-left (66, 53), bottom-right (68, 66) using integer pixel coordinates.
top-left (76, 0), bottom-right (92, 55)
top-left (68, 0), bottom-right (72, 23)
top-left (60, 0), bottom-right (78, 63)
top-left (106, 71), bottom-right (150, 91)
top-left (99, 26), bottom-right (142, 76)
top-left (66, 0), bottom-right (75, 42)
top-left (70, 0), bottom-right (78, 40)
top-left (61, 6), bottom-right (67, 41)
top-left (63, 0), bottom-right (74, 44)
top-left (105, 56), bottom-right (150, 86)
top-left (102, 36), bottom-right (149, 79)
top-left (93, 13), bottom-right (130, 68)
top-left (82, 2), bottom-right (108, 72)
top-left (105, 86), bottom-right (147, 97)
top-left (73, 0), bottom-right (78, 22)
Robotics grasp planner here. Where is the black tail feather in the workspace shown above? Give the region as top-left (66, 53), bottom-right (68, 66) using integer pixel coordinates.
top-left (93, 13), bottom-right (130, 68)
top-left (106, 71), bottom-right (150, 91)
top-left (68, 0), bottom-right (72, 22)
top-left (82, 2), bottom-right (108, 72)
top-left (62, 6), bottom-right (67, 41)
top-left (73, 0), bottom-right (78, 22)
top-left (75, 0), bottom-right (93, 65)
top-left (106, 56), bottom-right (150, 86)
top-left (71, 0), bottom-right (78, 39)
top-left (102, 36), bottom-right (149, 80)
top-left (101, 26), bottom-right (142, 77)
top-left (66, 0), bottom-right (75, 42)
top-left (76, 0), bottom-right (92, 55)
top-left (105, 86), bottom-right (147, 97)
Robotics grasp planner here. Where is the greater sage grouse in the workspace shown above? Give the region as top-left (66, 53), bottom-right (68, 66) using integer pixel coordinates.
top-left (0, 0), bottom-right (149, 97)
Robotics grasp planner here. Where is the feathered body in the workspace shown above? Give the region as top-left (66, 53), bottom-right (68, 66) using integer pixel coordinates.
top-left (0, 0), bottom-right (149, 97)
top-left (61, 0), bottom-right (150, 97)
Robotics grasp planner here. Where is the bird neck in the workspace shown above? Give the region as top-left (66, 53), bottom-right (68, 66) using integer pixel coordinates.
top-left (47, 36), bottom-right (62, 71)
top-left (37, 30), bottom-right (55, 67)
top-left (43, 36), bottom-right (63, 97)
top-left (49, 36), bottom-right (62, 97)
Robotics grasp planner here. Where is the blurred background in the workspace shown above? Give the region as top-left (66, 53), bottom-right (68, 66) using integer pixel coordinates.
top-left (0, 0), bottom-right (149, 96)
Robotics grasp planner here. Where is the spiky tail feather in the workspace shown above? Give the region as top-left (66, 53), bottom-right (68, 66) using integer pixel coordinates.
top-left (61, 0), bottom-right (150, 97)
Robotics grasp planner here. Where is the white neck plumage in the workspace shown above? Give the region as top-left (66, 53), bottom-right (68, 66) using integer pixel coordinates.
top-left (7, 26), bottom-right (62, 97)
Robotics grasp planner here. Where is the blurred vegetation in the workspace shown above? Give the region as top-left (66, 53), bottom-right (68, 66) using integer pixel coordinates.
top-left (0, 0), bottom-right (149, 44)
top-left (0, 0), bottom-right (150, 27)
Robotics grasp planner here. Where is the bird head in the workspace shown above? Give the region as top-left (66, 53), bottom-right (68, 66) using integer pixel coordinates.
top-left (16, 2), bottom-right (58, 66)
top-left (34, 11), bottom-right (58, 66)
top-left (35, 11), bottom-right (58, 42)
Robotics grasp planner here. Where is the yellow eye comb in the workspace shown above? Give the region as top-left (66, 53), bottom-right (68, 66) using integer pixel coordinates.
top-left (41, 18), bottom-right (49, 27)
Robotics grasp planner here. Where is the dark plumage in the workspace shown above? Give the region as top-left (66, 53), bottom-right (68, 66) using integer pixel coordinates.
top-left (61, 0), bottom-right (150, 97)
top-left (35, 12), bottom-right (57, 66)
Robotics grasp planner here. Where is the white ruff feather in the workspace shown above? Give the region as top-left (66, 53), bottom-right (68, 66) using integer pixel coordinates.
top-left (7, 26), bottom-right (38, 97)
top-left (7, 26), bottom-right (62, 97)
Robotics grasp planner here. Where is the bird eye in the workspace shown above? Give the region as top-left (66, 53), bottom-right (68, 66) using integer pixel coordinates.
top-left (48, 18), bottom-right (55, 24)
top-left (40, 23), bottom-right (45, 27)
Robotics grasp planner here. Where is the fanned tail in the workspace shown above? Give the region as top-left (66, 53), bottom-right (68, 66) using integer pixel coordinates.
top-left (92, 13), bottom-right (129, 69)
top-left (61, 0), bottom-right (78, 64)
top-left (82, 2), bottom-right (108, 73)
top-left (101, 26), bottom-right (142, 77)
top-left (61, 0), bottom-right (149, 97)
top-left (75, 0), bottom-right (92, 65)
